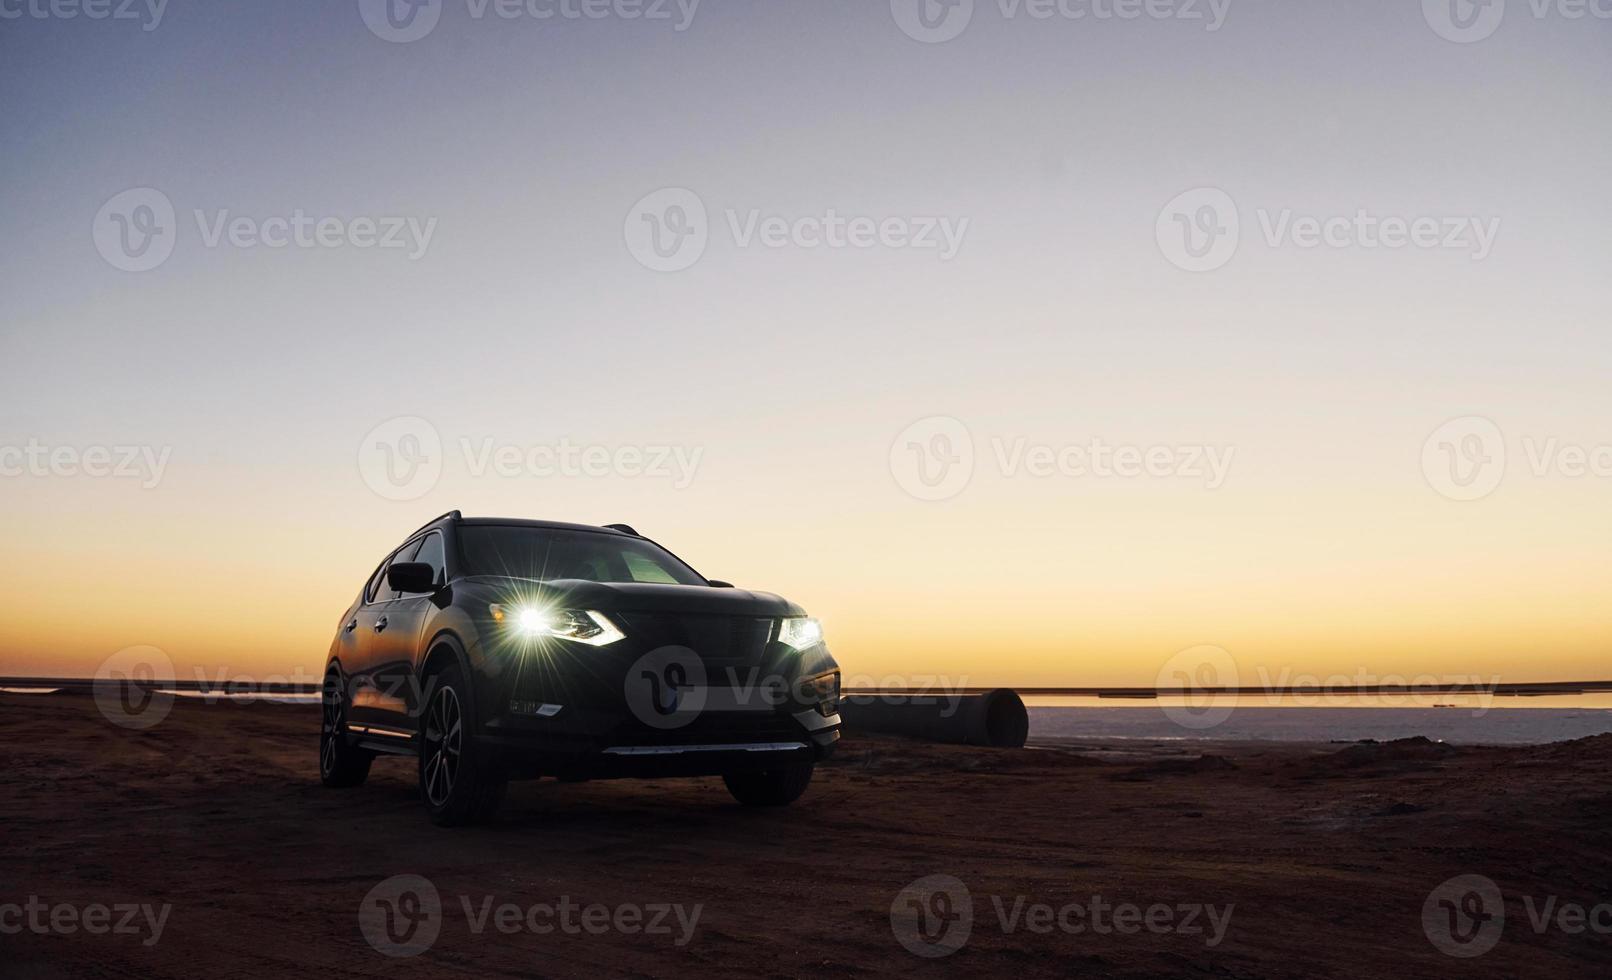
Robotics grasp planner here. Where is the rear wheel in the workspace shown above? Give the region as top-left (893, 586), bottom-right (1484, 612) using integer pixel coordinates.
top-left (419, 664), bottom-right (505, 826)
top-left (723, 762), bottom-right (814, 807)
top-left (320, 671), bottom-right (373, 788)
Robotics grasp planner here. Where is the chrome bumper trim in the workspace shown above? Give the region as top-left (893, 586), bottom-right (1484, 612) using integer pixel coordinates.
top-left (601, 741), bottom-right (809, 756)
top-left (793, 708), bottom-right (842, 732)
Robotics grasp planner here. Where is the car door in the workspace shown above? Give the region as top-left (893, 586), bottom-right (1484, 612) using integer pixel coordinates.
top-left (348, 540), bottom-right (416, 727)
top-left (368, 530), bottom-right (446, 729)
top-left (332, 556), bottom-right (385, 696)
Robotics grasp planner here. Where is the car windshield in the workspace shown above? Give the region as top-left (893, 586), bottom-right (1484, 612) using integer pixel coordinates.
top-left (456, 526), bottom-right (707, 586)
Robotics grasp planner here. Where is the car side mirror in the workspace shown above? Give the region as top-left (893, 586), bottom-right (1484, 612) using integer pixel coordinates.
top-left (388, 562), bottom-right (438, 594)
top-left (707, 580), bottom-right (735, 588)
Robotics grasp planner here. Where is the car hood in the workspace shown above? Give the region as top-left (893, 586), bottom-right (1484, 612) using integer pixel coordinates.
top-left (456, 576), bottom-right (805, 617)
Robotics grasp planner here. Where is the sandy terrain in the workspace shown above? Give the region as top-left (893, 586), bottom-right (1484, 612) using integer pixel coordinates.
top-left (3, 692), bottom-right (1611, 978)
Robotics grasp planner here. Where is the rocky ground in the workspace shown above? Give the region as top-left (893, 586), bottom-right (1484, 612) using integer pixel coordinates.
top-left (3, 692), bottom-right (1610, 978)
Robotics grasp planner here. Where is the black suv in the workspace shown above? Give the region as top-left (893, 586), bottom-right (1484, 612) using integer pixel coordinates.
top-left (319, 512), bottom-right (841, 825)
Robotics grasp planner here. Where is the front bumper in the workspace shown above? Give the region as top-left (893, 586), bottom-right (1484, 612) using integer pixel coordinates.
top-left (472, 629), bottom-right (842, 779)
top-left (479, 705), bottom-right (840, 779)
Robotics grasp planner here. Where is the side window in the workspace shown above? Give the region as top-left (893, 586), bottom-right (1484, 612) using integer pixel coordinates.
top-left (412, 533), bottom-right (446, 591)
top-left (369, 540), bottom-right (422, 603)
top-left (363, 557), bottom-right (391, 604)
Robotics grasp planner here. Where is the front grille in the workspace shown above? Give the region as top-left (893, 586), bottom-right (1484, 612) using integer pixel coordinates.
top-left (617, 613), bottom-right (774, 666)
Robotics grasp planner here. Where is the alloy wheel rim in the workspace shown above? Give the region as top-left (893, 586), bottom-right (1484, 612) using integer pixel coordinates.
top-left (423, 686), bottom-right (462, 807)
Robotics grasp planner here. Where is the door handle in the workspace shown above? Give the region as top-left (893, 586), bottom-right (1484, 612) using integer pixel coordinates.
top-left (373, 617), bottom-right (388, 633)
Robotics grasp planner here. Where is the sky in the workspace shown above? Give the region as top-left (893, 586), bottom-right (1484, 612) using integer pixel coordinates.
top-left (1, 0), bottom-right (1609, 691)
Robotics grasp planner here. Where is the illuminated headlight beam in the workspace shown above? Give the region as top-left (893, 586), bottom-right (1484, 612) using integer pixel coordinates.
top-left (489, 605), bottom-right (625, 646)
top-left (778, 617), bottom-right (823, 651)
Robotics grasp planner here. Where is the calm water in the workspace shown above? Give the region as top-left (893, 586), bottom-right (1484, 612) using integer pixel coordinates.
top-left (1028, 705), bottom-right (1612, 745)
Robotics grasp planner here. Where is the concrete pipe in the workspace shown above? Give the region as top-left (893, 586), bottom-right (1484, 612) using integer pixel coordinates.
top-left (839, 688), bottom-right (1029, 748)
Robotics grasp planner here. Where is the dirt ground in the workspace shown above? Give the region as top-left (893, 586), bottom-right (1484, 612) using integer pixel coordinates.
top-left (3, 692), bottom-right (1611, 978)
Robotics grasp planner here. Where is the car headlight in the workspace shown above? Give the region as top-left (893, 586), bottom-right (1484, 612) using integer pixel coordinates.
top-left (777, 616), bottom-right (823, 651)
top-left (489, 605), bottom-right (625, 646)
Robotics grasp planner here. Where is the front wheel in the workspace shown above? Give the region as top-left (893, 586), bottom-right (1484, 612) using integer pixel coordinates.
top-left (419, 664), bottom-right (505, 826)
top-left (320, 671), bottom-right (373, 788)
top-left (723, 762), bottom-right (814, 807)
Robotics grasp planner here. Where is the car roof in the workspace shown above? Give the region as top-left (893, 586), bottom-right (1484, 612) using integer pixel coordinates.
top-left (452, 517), bottom-right (628, 535)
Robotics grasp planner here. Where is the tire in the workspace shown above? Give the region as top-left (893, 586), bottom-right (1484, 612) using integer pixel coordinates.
top-left (723, 762), bottom-right (814, 807)
top-left (418, 663), bottom-right (505, 826)
top-left (320, 670), bottom-right (373, 788)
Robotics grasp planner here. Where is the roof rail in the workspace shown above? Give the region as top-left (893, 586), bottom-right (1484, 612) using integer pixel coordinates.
top-left (603, 523), bottom-right (639, 536)
top-left (409, 510), bottom-right (462, 537)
